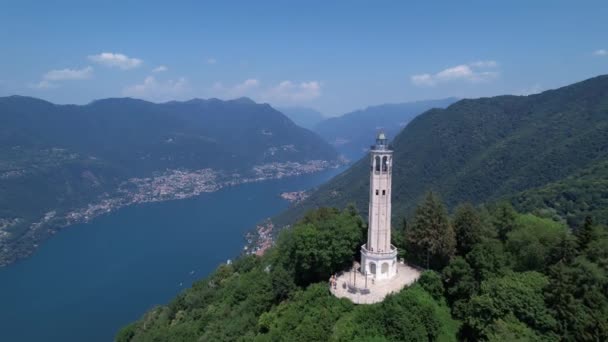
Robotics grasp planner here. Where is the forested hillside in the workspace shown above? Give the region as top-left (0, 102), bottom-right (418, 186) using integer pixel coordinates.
top-left (118, 198), bottom-right (608, 341)
top-left (512, 159), bottom-right (608, 227)
top-left (275, 75), bottom-right (608, 229)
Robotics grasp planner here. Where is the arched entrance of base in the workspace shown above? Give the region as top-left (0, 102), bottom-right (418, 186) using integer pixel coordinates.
top-left (369, 262), bottom-right (376, 275)
top-left (381, 262), bottom-right (389, 274)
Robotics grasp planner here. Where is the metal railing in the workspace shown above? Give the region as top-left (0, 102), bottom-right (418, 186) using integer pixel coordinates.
top-left (361, 244), bottom-right (398, 256)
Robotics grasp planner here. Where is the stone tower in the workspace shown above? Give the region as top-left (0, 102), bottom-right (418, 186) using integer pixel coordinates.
top-left (361, 132), bottom-right (398, 280)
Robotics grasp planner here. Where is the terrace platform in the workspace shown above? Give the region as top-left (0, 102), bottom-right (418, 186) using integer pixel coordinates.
top-left (329, 261), bottom-right (421, 304)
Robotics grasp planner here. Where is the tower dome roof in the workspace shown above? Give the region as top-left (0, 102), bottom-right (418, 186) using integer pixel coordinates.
top-left (377, 132), bottom-right (386, 140)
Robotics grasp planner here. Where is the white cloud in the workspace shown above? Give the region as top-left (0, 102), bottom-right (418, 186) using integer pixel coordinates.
top-left (30, 66), bottom-right (93, 89)
top-left (593, 49), bottom-right (607, 56)
top-left (30, 80), bottom-right (58, 89)
top-left (88, 52), bottom-right (142, 69)
top-left (211, 78), bottom-right (260, 98)
top-left (123, 76), bottom-right (190, 101)
top-left (210, 79), bottom-right (322, 104)
top-left (207, 58), bottom-right (217, 64)
top-left (264, 80), bottom-right (322, 102)
top-left (411, 60), bottom-right (499, 87)
top-left (469, 60), bottom-right (498, 68)
top-left (152, 65), bottom-right (168, 73)
top-left (43, 66), bottom-right (93, 81)
top-left (410, 74), bottom-right (435, 87)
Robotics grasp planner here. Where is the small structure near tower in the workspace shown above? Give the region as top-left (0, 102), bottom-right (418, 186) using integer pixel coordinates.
top-left (330, 132), bottom-right (421, 304)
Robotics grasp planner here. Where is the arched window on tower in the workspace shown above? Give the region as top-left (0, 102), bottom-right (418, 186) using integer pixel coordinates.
top-left (375, 156), bottom-right (381, 172)
top-left (382, 156), bottom-right (388, 172)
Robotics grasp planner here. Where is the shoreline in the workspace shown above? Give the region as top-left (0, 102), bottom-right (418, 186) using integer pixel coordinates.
top-left (0, 159), bottom-right (342, 267)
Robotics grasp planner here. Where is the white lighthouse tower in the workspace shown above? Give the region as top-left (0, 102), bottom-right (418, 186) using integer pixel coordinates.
top-left (360, 132), bottom-right (398, 280)
top-left (329, 132), bottom-right (421, 303)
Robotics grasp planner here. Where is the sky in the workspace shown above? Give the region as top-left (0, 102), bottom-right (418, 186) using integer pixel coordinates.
top-left (0, 0), bottom-right (607, 115)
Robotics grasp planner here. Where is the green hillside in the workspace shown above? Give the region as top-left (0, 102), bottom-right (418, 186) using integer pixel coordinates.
top-left (118, 201), bottom-right (608, 341)
top-left (512, 159), bottom-right (608, 227)
top-left (274, 75), bottom-right (608, 229)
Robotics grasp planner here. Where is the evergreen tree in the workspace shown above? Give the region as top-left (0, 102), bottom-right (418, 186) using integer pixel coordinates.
top-left (452, 203), bottom-right (484, 255)
top-left (491, 201), bottom-right (518, 242)
top-left (406, 192), bottom-right (456, 270)
top-left (545, 257), bottom-right (608, 341)
top-left (547, 233), bottom-right (579, 266)
top-left (466, 239), bottom-right (508, 282)
top-left (270, 266), bottom-right (296, 303)
top-left (576, 216), bottom-right (595, 251)
top-left (442, 257), bottom-right (477, 317)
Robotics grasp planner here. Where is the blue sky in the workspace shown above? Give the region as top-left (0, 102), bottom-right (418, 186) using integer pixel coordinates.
top-left (0, 0), bottom-right (607, 115)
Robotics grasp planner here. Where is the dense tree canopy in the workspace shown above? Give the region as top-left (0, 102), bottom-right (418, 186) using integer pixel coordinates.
top-left (119, 198), bottom-right (608, 342)
top-left (274, 206), bottom-right (365, 286)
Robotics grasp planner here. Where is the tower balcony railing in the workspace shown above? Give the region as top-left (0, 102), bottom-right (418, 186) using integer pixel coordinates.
top-left (370, 144), bottom-right (393, 151)
top-left (361, 244), bottom-right (398, 257)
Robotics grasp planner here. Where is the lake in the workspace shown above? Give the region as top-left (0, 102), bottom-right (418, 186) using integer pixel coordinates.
top-left (0, 167), bottom-right (344, 342)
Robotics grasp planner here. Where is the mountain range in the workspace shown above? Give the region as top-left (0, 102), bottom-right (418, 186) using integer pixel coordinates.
top-left (273, 75), bottom-right (608, 230)
top-left (312, 98), bottom-right (458, 159)
top-left (277, 106), bottom-right (326, 130)
top-left (0, 96), bottom-right (338, 266)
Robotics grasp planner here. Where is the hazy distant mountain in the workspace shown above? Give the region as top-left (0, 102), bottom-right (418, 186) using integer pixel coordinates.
top-left (313, 98), bottom-right (458, 159)
top-left (278, 106), bottom-right (326, 129)
top-left (0, 96), bottom-right (338, 266)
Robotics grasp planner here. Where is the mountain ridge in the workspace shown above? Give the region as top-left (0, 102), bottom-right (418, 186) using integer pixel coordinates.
top-left (313, 98), bottom-right (458, 159)
top-left (0, 95), bottom-right (339, 266)
top-left (271, 75), bottom-right (608, 231)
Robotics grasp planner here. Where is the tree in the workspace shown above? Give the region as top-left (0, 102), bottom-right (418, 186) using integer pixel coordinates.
top-left (545, 257), bottom-right (608, 341)
top-left (392, 217), bottom-right (408, 255)
top-left (506, 214), bottom-right (569, 272)
top-left (547, 233), bottom-right (579, 265)
top-left (442, 257), bottom-right (477, 318)
top-left (465, 271), bottom-right (557, 340)
top-left (585, 226), bottom-right (608, 269)
top-left (452, 203), bottom-right (484, 255)
top-left (417, 271), bottom-right (445, 301)
top-left (270, 266), bottom-right (296, 303)
top-left (406, 192), bottom-right (456, 270)
top-left (576, 216), bottom-right (595, 251)
top-left (466, 239), bottom-right (508, 283)
top-left (332, 286), bottom-right (458, 342)
top-left (486, 316), bottom-right (544, 342)
top-left (256, 283), bottom-right (354, 341)
top-left (275, 207), bottom-right (365, 286)
top-left (491, 201), bottom-right (518, 242)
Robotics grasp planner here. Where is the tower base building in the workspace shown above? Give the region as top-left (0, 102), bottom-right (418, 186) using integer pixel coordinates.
top-left (360, 244), bottom-right (398, 280)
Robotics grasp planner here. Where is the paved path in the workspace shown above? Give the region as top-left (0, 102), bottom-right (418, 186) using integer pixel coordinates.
top-left (330, 263), bottom-right (421, 304)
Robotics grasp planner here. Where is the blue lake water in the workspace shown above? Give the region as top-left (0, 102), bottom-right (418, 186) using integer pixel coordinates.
top-left (0, 168), bottom-right (344, 342)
